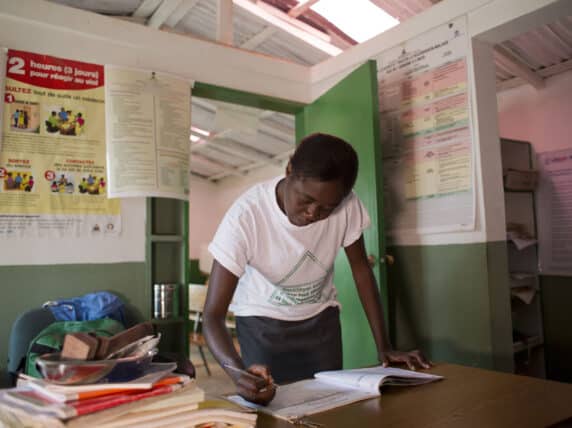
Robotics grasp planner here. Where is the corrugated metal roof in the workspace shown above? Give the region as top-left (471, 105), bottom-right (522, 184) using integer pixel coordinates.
top-left (40, 0), bottom-right (572, 181)
top-left (496, 16), bottom-right (572, 90)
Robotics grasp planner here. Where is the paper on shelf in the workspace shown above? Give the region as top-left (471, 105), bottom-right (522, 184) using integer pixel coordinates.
top-left (511, 286), bottom-right (536, 304)
top-left (507, 231), bottom-right (537, 251)
top-left (509, 272), bottom-right (537, 288)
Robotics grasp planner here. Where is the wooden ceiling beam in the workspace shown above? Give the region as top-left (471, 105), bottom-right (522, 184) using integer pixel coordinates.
top-left (147, 0), bottom-right (184, 29)
top-left (196, 138), bottom-right (282, 165)
top-left (208, 149), bottom-right (292, 181)
top-left (133, 0), bottom-right (162, 18)
top-left (191, 153), bottom-right (247, 178)
top-left (368, 0), bottom-right (410, 21)
top-left (493, 45), bottom-right (545, 90)
top-left (241, 26), bottom-right (277, 49)
top-left (165, 0), bottom-right (201, 27)
top-left (216, 0), bottom-right (234, 45)
top-left (288, 0), bottom-right (321, 18)
top-left (233, 0), bottom-right (341, 56)
top-left (497, 57), bottom-right (572, 92)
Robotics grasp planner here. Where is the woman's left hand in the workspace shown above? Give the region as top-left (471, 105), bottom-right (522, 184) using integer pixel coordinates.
top-left (379, 349), bottom-right (432, 370)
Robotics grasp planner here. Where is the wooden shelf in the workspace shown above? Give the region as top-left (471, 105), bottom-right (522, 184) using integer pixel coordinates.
top-left (152, 317), bottom-right (186, 325)
top-left (146, 198), bottom-right (190, 358)
top-left (150, 234), bottom-right (184, 242)
top-left (513, 335), bottom-right (543, 353)
top-left (504, 188), bottom-right (535, 193)
top-left (502, 138), bottom-right (545, 378)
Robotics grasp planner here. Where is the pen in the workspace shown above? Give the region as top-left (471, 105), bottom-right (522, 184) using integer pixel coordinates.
top-left (223, 364), bottom-right (278, 392)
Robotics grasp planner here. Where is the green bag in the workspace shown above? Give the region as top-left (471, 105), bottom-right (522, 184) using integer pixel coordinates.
top-left (25, 318), bottom-right (125, 378)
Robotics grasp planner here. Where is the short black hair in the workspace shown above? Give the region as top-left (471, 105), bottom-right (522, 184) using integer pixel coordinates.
top-left (290, 133), bottom-right (358, 193)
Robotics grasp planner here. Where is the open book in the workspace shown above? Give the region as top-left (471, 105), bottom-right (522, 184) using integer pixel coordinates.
top-left (228, 365), bottom-right (443, 422)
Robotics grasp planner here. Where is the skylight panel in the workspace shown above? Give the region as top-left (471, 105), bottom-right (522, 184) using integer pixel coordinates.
top-left (311, 0), bottom-right (399, 43)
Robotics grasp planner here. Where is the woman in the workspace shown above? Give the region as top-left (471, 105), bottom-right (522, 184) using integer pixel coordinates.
top-left (203, 133), bottom-right (429, 405)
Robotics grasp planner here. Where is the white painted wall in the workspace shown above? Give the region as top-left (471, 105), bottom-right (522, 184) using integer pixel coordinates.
top-left (0, 0), bottom-right (311, 103)
top-left (0, 198), bottom-right (146, 265)
top-left (215, 163), bottom-right (286, 213)
top-left (188, 163), bottom-right (285, 259)
top-left (497, 70), bottom-right (572, 153)
top-left (0, 0), bottom-right (301, 267)
top-left (1, 0), bottom-right (569, 269)
top-left (310, 0), bottom-right (571, 246)
top-left (188, 177), bottom-right (220, 260)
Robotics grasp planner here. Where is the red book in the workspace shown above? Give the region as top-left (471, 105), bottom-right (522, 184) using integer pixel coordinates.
top-left (3, 383), bottom-right (181, 420)
top-left (40, 374), bottom-right (186, 402)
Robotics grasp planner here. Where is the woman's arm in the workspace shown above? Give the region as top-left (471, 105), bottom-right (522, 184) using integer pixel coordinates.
top-left (202, 260), bottom-right (276, 404)
top-left (202, 260), bottom-right (242, 369)
top-left (344, 235), bottom-right (430, 369)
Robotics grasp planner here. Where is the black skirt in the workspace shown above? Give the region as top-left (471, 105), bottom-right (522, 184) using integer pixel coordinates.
top-left (235, 306), bottom-right (342, 384)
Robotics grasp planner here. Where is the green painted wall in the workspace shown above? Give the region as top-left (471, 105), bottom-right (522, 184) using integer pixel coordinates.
top-left (387, 241), bottom-right (514, 372)
top-left (541, 275), bottom-right (572, 382)
top-left (0, 262), bottom-right (147, 372)
top-left (193, 83), bottom-right (305, 115)
top-left (189, 259), bottom-right (208, 285)
top-left (190, 79), bottom-right (525, 379)
top-left (296, 61), bottom-right (386, 369)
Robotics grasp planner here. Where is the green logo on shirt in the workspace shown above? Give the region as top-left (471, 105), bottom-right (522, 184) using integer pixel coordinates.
top-left (269, 251), bottom-right (333, 306)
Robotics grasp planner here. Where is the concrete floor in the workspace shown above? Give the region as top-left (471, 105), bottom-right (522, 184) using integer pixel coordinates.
top-left (190, 344), bottom-right (237, 398)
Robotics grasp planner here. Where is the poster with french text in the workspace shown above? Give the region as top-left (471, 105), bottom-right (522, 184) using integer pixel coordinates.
top-left (0, 49), bottom-right (121, 238)
top-left (377, 17), bottom-right (475, 235)
top-left (537, 148), bottom-right (572, 276)
top-left (105, 66), bottom-right (191, 200)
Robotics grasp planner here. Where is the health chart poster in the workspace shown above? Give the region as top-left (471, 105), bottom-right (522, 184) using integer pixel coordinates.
top-left (537, 149), bottom-right (572, 276)
top-left (377, 17), bottom-right (475, 234)
top-left (0, 50), bottom-right (121, 238)
top-left (105, 66), bottom-right (191, 200)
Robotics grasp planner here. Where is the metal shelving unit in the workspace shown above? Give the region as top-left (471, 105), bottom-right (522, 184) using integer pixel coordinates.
top-left (501, 138), bottom-right (545, 378)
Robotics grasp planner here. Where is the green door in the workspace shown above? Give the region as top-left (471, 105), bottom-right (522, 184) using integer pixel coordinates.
top-left (296, 61), bottom-right (386, 368)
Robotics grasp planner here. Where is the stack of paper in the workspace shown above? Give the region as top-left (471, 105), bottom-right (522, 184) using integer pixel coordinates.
top-left (0, 364), bottom-right (188, 423)
top-left (509, 272), bottom-right (537, 288)
top-left (506, 231), bottom-right (537, 251)
top-left (509, 272), bottom-right (538, 304)
top-left (0, 367), bottom-right (257, 427)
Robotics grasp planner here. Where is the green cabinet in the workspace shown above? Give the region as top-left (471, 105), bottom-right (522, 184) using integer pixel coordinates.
top-left (146, 197), bottom-right (190, 357)
top-left (297, 61), bottom-right (386, 369)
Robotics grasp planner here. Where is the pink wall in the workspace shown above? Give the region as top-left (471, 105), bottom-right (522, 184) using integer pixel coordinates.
top-left (497, 70), bottom-right (572, 153)
top-left (188, 163), bottom-right (283, 259)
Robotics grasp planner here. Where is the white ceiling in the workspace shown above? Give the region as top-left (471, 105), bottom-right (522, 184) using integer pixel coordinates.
top-left (43, 0), bottom-right (572, 182)
top-left (189, 98), bottom-right (294, 180)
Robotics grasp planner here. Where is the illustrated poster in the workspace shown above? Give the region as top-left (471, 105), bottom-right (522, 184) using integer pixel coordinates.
top-left (0, 50), bottom-right (121, 238)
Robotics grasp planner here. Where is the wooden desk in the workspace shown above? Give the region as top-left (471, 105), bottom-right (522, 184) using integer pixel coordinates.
top-left (256, 364), bottom-right (572, 428)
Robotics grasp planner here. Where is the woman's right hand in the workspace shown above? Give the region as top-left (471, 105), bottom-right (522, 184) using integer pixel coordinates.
top-left (235, 364), bottom-right (276, 405)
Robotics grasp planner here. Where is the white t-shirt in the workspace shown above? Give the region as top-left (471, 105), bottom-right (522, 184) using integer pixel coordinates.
top-left (208, 176), bottom-right (371, 321)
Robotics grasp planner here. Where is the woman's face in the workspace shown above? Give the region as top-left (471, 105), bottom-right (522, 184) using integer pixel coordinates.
top-left (281, 174), bottom-right (347, 227)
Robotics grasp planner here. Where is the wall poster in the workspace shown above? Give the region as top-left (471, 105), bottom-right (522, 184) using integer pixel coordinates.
top-left (105, 66), bottom-right (191, 200)
top-left (0, 49), bottom-right (121, 238)
top-left (537, 148), bottom-right (572, 276)
top-left (377, 17), bottom-right (475, 234)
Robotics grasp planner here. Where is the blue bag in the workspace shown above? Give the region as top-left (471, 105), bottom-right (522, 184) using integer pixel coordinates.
top-left (43, 291), bottom-right (125, 324)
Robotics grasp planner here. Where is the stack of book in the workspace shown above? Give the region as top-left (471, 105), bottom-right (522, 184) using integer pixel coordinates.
top-left (0, 365), bottom-right (257, 427)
